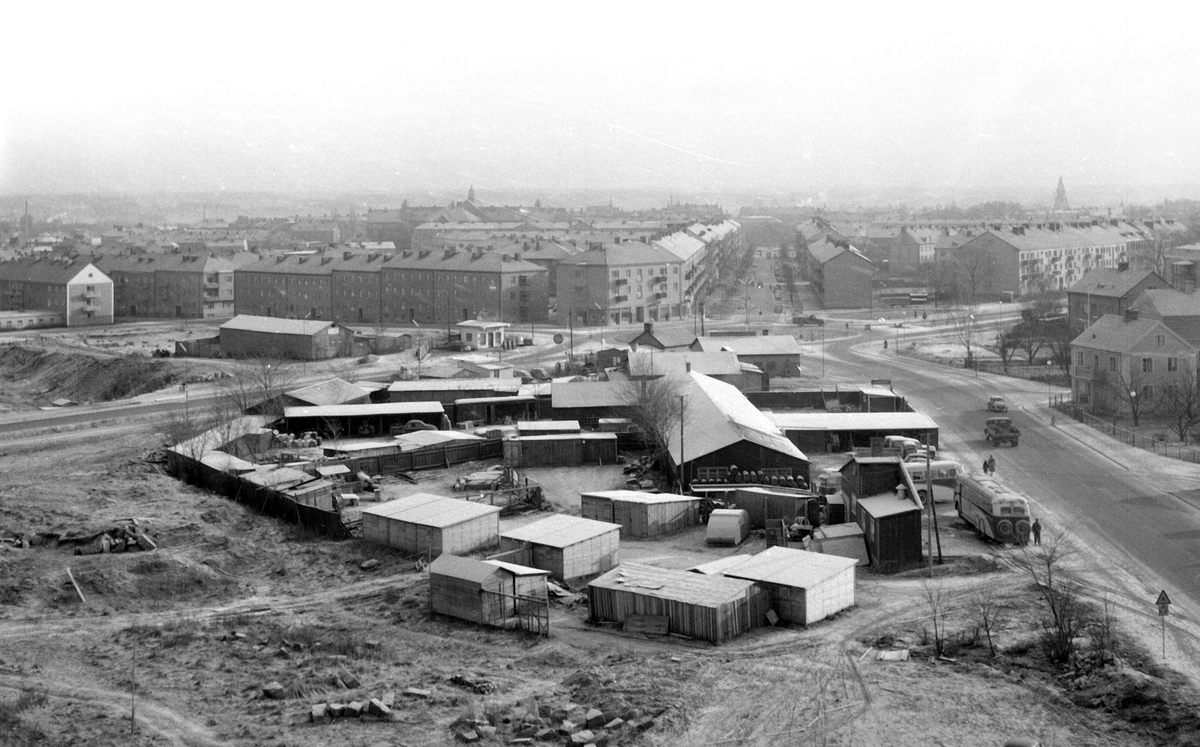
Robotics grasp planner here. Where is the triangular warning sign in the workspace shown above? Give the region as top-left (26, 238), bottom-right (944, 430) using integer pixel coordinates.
top-left (1156, 590), bottom-right (1172, 606)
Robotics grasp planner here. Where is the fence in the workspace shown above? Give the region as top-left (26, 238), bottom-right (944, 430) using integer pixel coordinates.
top-left (1054, 401), bottom-right (1200, 464)
top-left (326, 438), bottom-right (504, 477)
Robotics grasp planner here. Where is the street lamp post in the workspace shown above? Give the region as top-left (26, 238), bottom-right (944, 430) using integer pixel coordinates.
top-left (969, 314), bottom-right (978, 377)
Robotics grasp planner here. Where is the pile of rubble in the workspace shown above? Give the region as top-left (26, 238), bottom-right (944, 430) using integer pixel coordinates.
top-left (69, 521), bottom-right (158, 555)
top-left (451, 700), bottom-right (657, 745)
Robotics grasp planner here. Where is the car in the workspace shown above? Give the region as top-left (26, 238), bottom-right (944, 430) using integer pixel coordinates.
top-left (987, 396), bottom-right (1008, 412)
top-left (793, 314), bottom-right (825, 327)
top-left (520, 336), bottom-right (534, 346)
top-left (513, 369), bottom-right (533, 383)
top-left (529, 368), bottom-right (551, 382)
top-left (445, 340), bottom-right (474, 352)
top-left (391, 419), bottom-right (437, 435)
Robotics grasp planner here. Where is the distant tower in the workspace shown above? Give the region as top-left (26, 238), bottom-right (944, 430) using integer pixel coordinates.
top-left (467, 185), bottom-right (476, 203)
top-left (1053, 176), bottom-right (1069, 211)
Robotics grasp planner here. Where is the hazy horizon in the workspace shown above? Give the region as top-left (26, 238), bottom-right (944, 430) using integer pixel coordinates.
top-left (4, 3), bottom-right (1199, 208)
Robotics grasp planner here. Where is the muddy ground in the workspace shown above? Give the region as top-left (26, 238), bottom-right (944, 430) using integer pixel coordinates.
top-left (1, 340), bottom-right (1200, 746)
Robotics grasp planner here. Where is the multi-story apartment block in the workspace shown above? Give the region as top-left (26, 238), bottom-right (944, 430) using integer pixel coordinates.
top-left (804, 238), bottom-right (875, 309)
top-left (331, 254), bottom-right (388, 324)
top-left (235, 255), bottom-right (336, 320)
top-left (0, 258), bottom-right (113, 326)
top-left (97, 253), bottom-right (244, 319)
top-left (380, 249), bottom-right (548, 324)
top-left (556, 241), bottom-right (686, 326)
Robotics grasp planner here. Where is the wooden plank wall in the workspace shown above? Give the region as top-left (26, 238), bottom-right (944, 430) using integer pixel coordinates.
top-left (430, 574), bottom-right (504, 624)
top-left (587, 584), bottom-right (770, 642)
top-left (580, 495), bottom-right (614, 525)
top-left (560, 531), bottom-right (620, 580)
top-left (440, 516), bottom-right (500, 556)
top-left (639, 501), bottom-right (698, 538)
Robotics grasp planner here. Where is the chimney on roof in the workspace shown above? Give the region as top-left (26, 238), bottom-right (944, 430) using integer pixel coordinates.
top-left (368, 253), bottom-right (380, 262)
top-left (686, 361), bottom-right (692, 373)
top-left (644, 322), bottom-right (653, 335)
top-left (344, 251), bottom-right (352, 260)
top-left (1125, 309), bottom-right (1139, 322)
top-left (444, 249), bottom-right (455, 259)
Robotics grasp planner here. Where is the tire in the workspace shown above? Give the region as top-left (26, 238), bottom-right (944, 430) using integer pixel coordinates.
top-left (996, 518), bottom-right (1014, 541)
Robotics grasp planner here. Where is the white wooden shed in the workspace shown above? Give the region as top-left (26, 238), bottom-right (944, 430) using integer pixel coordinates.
top-left (361, 493), bottom-right (500, 559)
top-left (721, 546), bottom-right (857, 626)
top-left (580, 490), bottom-right (699, 538)
top-left (428, 554), bottom-right (550, 631)
top-left (498, 514), bottom-right (620, 581)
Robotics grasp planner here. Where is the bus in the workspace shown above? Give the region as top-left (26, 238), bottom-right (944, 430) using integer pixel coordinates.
top-left (954, 474), bottom-right (1032, 544)
top-left (902, 459), bottom-right (961, 503)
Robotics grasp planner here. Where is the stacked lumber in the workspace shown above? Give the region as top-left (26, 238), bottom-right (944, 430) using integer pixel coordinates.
top-left (70, 521), bottom-right (158, 556)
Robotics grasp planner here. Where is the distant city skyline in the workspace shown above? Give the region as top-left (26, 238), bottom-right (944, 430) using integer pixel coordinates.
top-left (4, 3), bottom-right (1199, 206)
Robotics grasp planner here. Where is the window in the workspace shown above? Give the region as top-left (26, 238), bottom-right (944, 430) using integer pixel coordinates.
top-left (1142, 357), bottom-right (1153, 373)
top-left (1109, 356), bottom-right (1117, 372)
top-left (1156, 334), bottom-right (1166, 347)
top-left (612, 270), bottom-right (619, 279)
top-left (1076, 351), bottom-right (1084, 366)
top-left (1142, 385), bottom-right (1154, 399)
top-left (1093, 354), bottom-right (1099, 369)
top-left (1169, 357), bottom-right (1178, 372)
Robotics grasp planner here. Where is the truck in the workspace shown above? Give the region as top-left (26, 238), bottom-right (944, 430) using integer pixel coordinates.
top-left (985, 417), bottom-right (1020, 447)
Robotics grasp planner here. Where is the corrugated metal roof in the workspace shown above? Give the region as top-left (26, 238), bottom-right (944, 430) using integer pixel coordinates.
top-left (581, 490), bottom-right (697, 505)
top-left (284, 402), bottom-right (445, 418)
top-left (693, 336), bottom-right (802, 356)
top-left (857, 494), bottom-right (922, 519)
top-left (220, 314), bottom-right (335, 336)
top-left (484, 559), bottom-right (551, 576)
top-left (551, 380), bottom-right (628, 409)
top-left (688, 555), bottom-right (754, 575)
top-left (667, 373), bottom-right (806, 465)
top-left (500, 514), bottom-right (620, 548)
top-left (588, 562), bottom-right (758, 606)
top-left (286, 378), bottom-right (372, 406)
top-left (393, 430), bottom-right (483, 451)
top-left (362, 493), bottom-right (500, 527)
top-left (517, 420), bottom-right (580, 432)
top-left (812, 522), bottom-right (864, 540)
top-left (429, 554), bottom-right (502, 583)
top-left (771, 411), bottom-right (939, 431)
top-left (628, 349), bottom-right (743, 377)
top-left (721, 546), bottom-right (857, 589)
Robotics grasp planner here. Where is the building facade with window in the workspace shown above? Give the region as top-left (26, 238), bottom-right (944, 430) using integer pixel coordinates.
top-left (380, 249), bottom-right (548, 324)
top-left (1069, 311), bottom-right (1198, 413)
top-left (555, 241), bottom-right (685, 326)
top-left (0, 258), bottom-right (113, 327)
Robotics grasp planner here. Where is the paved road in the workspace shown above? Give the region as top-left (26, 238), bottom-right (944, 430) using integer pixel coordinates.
top-left (824, 324), bottom-right (1200, 632)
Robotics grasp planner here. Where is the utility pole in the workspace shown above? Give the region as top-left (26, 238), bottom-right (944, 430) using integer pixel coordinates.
top-left (679, 394), bottom-right (686, 493)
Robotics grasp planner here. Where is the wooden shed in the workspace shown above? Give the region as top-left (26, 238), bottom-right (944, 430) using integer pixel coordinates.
top-left (809, 523), bottom-right (869, 566)
top-left (721, 547), bottom-right (857, 626)
top-left (502, 433), bottom-right (618, 467)
top-left (516, 420), bottom-right (581, 437)
top-left (498, 514), bottom-right (620, 581)
top-left (730, 487), bottom-right (820, 530)
top-left (705, 509), bottom-right (750, 546)
top-left (580, 490), bottom-right (699, 538)
top-left (856, 493), bottom-right (923, 574)
top-left (361, 493), bottom-right (500, 559)
top-left (587, 563), bottom-right (771, 642)
top-left (428, 554), bottom-right (550, 631)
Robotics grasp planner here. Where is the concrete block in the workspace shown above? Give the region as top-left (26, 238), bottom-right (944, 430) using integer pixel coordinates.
top-left (404, 687), bottom-right (431, 698)
top-left (261, 681), bottom-right (285, 700)
top-left (585, 709), bottom-right (605, 729)
top-left (310, 703), bottom-right (328, 723)
top-left (340, 670), bottom-right (361, 689)
top-left (569, 730), bottom-right (594, 745)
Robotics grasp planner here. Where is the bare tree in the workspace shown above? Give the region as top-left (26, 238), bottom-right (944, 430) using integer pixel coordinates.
top-left (1161, 367), bottom-right (1200, 441)
top-left (1016, 527), bottom-right (1081, 665)
top-left (217, 358), bottom-right (297, 416)
top-left (919, 579), bottom-right (950, 656)
top-left (946, 305), bottom-right (979, 365)
top-left (618, 374), bottom-right (688, 472)
top-left (989, 329), bottom-right (1019, 373)
top-left (954, 245), bottom-right (997, 306)
top-left (968, 583), bottom-right (1007, 658)
top-left (1045, 320), bottom-right (1074, 378)
top-left (1114, 368), bottom-right (1162, 428)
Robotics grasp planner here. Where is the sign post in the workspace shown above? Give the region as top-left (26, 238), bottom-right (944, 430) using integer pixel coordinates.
top-left (1156, 590), bottom-right (1171, 660)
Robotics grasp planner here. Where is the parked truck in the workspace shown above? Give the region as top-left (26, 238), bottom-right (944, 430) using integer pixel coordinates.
top-left (985, 417), bottom-right (1020, 447)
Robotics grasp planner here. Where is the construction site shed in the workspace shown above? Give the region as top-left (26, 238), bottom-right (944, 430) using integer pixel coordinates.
top-left (498, 514), bottom-right (620, 581)
top-left (721, 547), bottom-right (857, 626)
top-left (579, 490), bottom-right (699, 538)
top-left (587, 563), bottom-right (770, 642)
top-left (362, 493), bottom-right (500, 559)
top-left (428, 554), bottom-right (549, 629)
top-left (501, 433), bottom-right (618, 467)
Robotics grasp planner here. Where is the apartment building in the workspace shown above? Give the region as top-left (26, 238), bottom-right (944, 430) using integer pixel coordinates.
top-left (1070, 311), bottom-right (1198, 412)
top-left (555, 241), bottom-right (685, 326)
top-left (0, 258), bottom-right (113, 326)
top-left (380, 248), bottom-right (548, 324)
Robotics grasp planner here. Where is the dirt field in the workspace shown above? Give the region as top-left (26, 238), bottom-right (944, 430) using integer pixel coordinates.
top-left (2, 340), bottom-right (1200, 746)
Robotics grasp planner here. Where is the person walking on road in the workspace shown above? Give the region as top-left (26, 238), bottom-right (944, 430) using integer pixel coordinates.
top-left (986, 455), bottom-right (996, 474)
top-left (982, 458), bottom-right (990, 475)
top-left (1032, 518), bottom-right (1042, 545)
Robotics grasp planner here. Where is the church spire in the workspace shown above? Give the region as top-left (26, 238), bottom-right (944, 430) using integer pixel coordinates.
top-left (1053, 176), bottom-right (1069, 211)
top-left (467, 185), bottom-right (476, 203)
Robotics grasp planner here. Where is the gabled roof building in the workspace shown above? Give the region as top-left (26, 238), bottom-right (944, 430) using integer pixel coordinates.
top-left (0, 258), bottom-right (113, 326)
top-left (1069, 311), bottom-right (1198, 413)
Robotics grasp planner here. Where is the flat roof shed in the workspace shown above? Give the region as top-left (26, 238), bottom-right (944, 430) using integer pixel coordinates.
top-left (580, 490), bottom-right (699, 538)
top-left (428, 554), bottom-right (549, 629)
top-left (587, 563), bottom-right (770, 642)
top-left (721, 547), bottom-right (857, 626)
top-left (499, 514), bottom-right (620, 581)
top-left (362, 493), bottom-right (500, 559)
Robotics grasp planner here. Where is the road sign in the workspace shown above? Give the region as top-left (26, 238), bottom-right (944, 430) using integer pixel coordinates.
top-left (552, 333), bottom-right (564, 344)
top-left (1157, 590), bottom-right (1171, 617)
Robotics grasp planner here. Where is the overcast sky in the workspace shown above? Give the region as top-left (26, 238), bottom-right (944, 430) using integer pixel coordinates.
top-left (3, 2), bottom-right (1199, 205)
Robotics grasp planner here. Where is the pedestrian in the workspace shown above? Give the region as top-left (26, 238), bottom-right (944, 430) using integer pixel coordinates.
top-left (982, 458), bottom-right (989, 474)
top-left (1032, 518), bottom-right (1042, 545)
top-left (987, 455), bottom-right (996, 474)
top-left (883, 339), bottom-right (888, 350)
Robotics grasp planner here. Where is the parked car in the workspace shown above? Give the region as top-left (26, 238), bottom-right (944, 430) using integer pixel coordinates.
top-left (520, 336), bottom-right (534, 346)
top-left (391, 419), bottom-right (437, 435)
top-left (445, 341), bottom-right (474, 352)
top-left (529, 368), bottom-right (551, 382)
top-left (987, 396), bottom-right (1008, 412)
top-left (514, 369), bottom-right (533, 383)
top-left (793, 314), bottom-right (825, 326)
